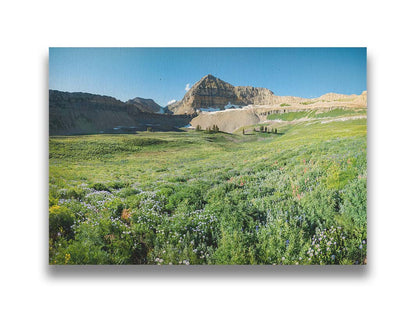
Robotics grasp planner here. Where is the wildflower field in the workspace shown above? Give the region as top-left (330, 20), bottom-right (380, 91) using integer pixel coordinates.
top-left (49, 118), bottom-right (367, 265)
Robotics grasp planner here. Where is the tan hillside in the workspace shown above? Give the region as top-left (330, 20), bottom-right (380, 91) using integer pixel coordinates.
top-left (190, 108), bottom-right (260, 133)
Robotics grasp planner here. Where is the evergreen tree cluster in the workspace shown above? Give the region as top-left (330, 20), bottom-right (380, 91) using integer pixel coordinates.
top-left (205, 124), bottom-right (220, 133)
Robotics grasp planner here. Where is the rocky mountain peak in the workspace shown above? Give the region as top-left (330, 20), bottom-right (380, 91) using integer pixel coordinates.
top-left (202, 73), bottom-right (215, 80)
top-left (167, 74), bottom-right (276, 114)
top-left (191, 74), bottom-right (235, 95)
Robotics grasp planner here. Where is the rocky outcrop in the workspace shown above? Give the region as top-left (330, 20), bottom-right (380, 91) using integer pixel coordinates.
top-left (168, 75), bottom-right (236, 114)
top-left (49, 90), bottom-right (192, 135)
top-left (353, 91), bottom-right (367, 107)
top-left (168, 74), bottom-right (279, 114)
top-left (126, 97), bottom-right (165, 114)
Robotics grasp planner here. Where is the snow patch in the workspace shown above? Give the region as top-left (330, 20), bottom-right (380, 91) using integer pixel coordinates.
top-left (198, 107), bottom-right (220, 112)
top-left (225, 103), bottom-right (242, 109)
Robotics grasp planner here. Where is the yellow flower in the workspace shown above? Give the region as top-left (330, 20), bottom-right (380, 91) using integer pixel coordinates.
top-left (65, 253), bottom-right (71, 264)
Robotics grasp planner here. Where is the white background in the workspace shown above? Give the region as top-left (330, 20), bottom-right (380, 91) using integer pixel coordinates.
top-left (1, 1), bottom-right (415, 311)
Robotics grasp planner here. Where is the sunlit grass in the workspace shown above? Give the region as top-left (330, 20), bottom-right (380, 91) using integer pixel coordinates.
top-left (49, 119), bottom-right (367, 265)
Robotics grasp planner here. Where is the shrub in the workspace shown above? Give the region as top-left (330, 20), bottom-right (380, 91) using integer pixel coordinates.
top-left (54, 240), bottom-right (109, 264)
top-left (90, 182), bottom-right (110, 192)
top-left (59, 187), bottom-right (86, 199)
top-left (340, 178), bottom-right (367, 230)
top-left (49, 205), bottom-right (75, 241)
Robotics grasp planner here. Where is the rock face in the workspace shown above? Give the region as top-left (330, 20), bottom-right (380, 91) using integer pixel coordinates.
top-left (167, 74), bottom-right (278, 114)
top-left (126, 97), bottom-right (164, 114)
top-left (49, 90), bottom-right (192, 135)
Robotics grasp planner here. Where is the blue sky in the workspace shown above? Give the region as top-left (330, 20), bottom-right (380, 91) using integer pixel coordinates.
top-left (49, 47), bottom-right (366, 107)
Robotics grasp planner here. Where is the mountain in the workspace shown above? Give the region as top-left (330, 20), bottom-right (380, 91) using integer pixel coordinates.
top-left (183, 75), bottom-right (368, 133)
top-left (49, 90), bottom-right (192, 135)
top-left (167, 74), bottom-right (369, 116)
top-left (167, 74), bottom-right (278, 114)
top-left (126, 97), bottom-right (165, 114)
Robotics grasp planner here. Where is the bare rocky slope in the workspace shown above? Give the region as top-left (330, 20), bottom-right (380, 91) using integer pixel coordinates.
top-left (167, 74), bottom-right (281, 114)
top-left (49, 90), bottom-right (192, 135)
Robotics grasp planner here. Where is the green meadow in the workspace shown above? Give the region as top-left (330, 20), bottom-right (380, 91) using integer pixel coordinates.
top-left (49, 117), bottom-right (367, 265)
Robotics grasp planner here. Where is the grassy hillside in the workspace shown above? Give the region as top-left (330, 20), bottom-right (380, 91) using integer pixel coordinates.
top-left (49, 118), bottom-right (367, 265)
top-left (267, 108), bottom-right (367, 121)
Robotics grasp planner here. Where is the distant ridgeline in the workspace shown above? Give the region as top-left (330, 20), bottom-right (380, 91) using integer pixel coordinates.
top-left (49, 74), bottom-right (367, 135)
top-left (49, 90), bottom-right (194, 135)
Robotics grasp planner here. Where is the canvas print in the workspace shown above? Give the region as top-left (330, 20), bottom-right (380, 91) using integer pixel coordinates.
top-left (49, 48), bottom-right (367, 265)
